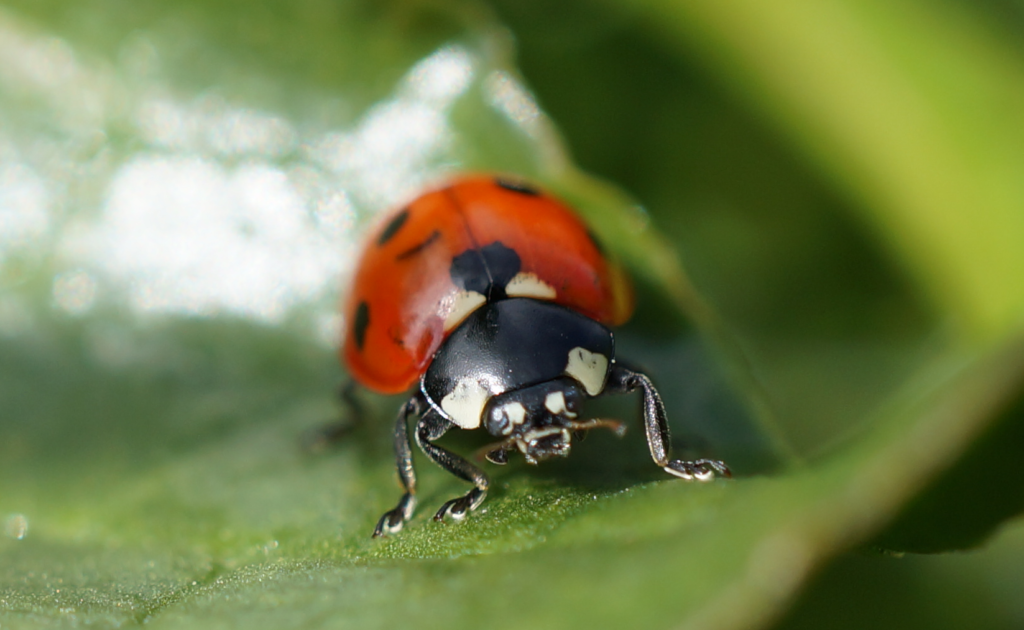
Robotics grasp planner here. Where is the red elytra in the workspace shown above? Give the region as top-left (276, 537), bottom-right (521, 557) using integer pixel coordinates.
top-left (342, 175), bottom-right (633, 394)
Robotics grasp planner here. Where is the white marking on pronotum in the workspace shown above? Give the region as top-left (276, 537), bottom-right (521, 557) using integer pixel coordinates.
top-left (504, 272), bottom-right (556, 299)
top-left (441, 377), bottom-right (492, 429)
top-left (497, 401), bottom-right (527, 435)
top-left (442, 290), bottom-right (487, 331)
top-left (564, 347), bottom-right (609, 396)
top-left (544, 391), bottom-right (577, 418)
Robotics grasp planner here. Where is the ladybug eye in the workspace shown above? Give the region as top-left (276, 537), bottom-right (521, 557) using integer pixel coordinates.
top-left (488, 401), bottom-right (527, 436)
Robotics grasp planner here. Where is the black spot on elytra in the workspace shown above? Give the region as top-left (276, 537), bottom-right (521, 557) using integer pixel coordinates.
top-left (494, 177), bottom-right (540, 196)
top-left (377, 209), bottom-right (410, 247)
top-left (353, 301), bottom-right (370, 350)
top-left (397, 229), bottom-right (441, 260)
top-left (450, 242), bottom-right (521, 299)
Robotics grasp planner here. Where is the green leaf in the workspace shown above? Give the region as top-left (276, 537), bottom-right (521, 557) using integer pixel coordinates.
top-left (870, 387), bottom-right (1024, 553)
top-left (615, 0), bottom-right (1024, 343)
top-left (774, 520), bottom-right (1024, 630)
top-left (3, 0), bottom-right (1024, 628)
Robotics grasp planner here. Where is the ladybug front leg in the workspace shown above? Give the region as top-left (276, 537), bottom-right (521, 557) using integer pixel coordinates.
top-left (606, 364), bottom-right (731, 481)
top-left (414, 414), bottom-right (490, 524)
top-left (372, 393), bottom-right (427, 537)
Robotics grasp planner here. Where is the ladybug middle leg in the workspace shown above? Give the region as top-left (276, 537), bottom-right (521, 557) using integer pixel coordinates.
top-left (372, 393), bottom-right (490, 537)
top-left (605, 364), bottom-right (731, 481)
top-left (372, 393), bottom-right (427, 537)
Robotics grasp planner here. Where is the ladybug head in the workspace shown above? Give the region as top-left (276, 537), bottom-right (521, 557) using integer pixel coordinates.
top-left (481, 377), bottom-right (621, 465)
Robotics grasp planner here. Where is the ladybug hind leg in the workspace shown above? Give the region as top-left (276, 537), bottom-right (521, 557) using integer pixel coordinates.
top-left (605, 364), bottom-right (731, 481)
top-left (303, 380), bottom-right (366, 452)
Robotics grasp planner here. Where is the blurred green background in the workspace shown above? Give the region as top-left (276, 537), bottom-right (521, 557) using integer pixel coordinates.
top-left (2, 0), bottom-right (1024, 628)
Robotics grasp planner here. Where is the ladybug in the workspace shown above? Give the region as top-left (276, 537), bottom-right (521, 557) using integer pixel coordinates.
top-left (342, 175), bottom-right (730, 537)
